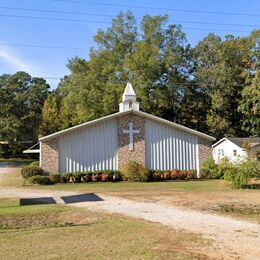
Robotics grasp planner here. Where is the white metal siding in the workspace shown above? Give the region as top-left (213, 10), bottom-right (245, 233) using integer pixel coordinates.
top-left (145, 119), bottom-right (197, 170)
top-left (59, 119), bottom-right (118, 173)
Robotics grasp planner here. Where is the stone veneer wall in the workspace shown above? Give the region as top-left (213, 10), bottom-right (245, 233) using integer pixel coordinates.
top-left (117, 114), bottom-right (145, 168)
top-left (198, 137), bottom-right (213, 168)
top-left (40, 138), bottom-right (59, 173)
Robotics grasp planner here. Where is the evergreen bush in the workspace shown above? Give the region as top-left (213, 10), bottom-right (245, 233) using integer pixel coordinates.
top-left (29, 175), bottom-right (52, 185)
top-left (121, 160), bottom-right (150, 182)
top-left (21, 166), bottom-right (44, 179)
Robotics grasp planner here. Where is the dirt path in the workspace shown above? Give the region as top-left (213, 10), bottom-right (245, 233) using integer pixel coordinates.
top-left (1, 166), bottom-right (260, 259)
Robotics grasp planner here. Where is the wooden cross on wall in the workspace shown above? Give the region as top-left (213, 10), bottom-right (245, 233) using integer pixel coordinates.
top-left (123, 122), bottom-right (140, 151)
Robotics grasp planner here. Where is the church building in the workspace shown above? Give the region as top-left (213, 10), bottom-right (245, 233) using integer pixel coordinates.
top-left (39, 83), bottom-right (215, 177)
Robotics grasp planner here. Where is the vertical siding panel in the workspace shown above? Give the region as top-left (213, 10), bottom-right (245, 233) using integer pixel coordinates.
top-left (145, 119), bottom-right (197, 171)
top-left (152, 121), bottom-right (156, 169)
top-left (173, 129), bottom-right (176, 169)
top-left (59, 119), bottom-right (117, 172)
top-left (182, 134), bottom-right (186, 170)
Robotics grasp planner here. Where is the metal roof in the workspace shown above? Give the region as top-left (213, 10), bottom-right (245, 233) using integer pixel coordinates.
top-left (39, 109), bottom-right (216, 142)
top-left (212, 137), bottom-right (260, 148)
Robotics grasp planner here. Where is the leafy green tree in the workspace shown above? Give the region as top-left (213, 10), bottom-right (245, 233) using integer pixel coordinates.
top-left (238, 71), bottom-right (260, 136)
top-left (193, 32), bottom-right (260, 138)
top-left (0, 72), bottom-right (49, 142)
top-left (39, 92), bottom-right (61, 136)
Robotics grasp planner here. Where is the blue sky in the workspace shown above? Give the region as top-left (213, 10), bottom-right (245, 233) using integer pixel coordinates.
top-left (0, 0), bottom-right (259, 89)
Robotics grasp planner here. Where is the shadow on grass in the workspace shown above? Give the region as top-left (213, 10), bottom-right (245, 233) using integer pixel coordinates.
top-left (20, 197), bottom-right (56, 206)
top-left (61, 193), bottom-right (103, 204)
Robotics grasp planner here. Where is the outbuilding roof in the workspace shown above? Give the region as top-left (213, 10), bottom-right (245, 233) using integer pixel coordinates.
top-left (212, 137), bottom-right (260, 148)
top-left (39, 109), bottom-right (216, 142)
top-left (227, 138), bottom-right (260, 148)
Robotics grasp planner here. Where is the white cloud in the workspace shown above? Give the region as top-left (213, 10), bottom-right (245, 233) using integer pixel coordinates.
top-left (0, 46), bottom-right (62, 89)
top-left (0, 46), bottom-right (35, 74)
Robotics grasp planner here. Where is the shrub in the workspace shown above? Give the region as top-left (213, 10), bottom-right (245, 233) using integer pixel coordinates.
top-left (29, 175), bottom-right (52, 185)
top-left (30, 161), bottom-right (39, 166)
top-left (179, 170), bottom-right (187, 180)
top-left (200, 158), bottom-right (218, 179)
top-left (121, 160), bottom-right (149, 182)
top-left (215, 157), bottom-right (233, 179)
top-left (49, 172), bottom-right (60, 183)
top-left (187, 170), bottom-right (196, 179)
top-left (162, 171), bottom-right (171, 180)
top-left (72, 172), bottom-right (83, 183)
top-left (152, 171), bottom-right (162, 181)
top-left (101, 172), bottom-right (110, 182)
top-left (171, 170), bottom-right (178, 180)
top-left (224, 167), bottom-right (237, 181)
top-left (82, 171), bottom-right (93, 182)
top-left (92, 173), bottom-right (100, 182)
top-left (21, 166), bottom-right (44, 179)
top-left (62, 172), bottom-right (73, 182)
top-left (111, 170), bottom-right (122, 181)
top-left (230, 160), bottom-right (260, 189)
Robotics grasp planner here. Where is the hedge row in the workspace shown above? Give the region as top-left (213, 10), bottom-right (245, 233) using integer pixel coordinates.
top-left (21, 165), bottom-right (197, 185)
top-left (63, 169), bottom-right (197, 183)
top-left (149, 169), bottom-right (197, 181)
top-left (62, 170), bottom-right (122, 183)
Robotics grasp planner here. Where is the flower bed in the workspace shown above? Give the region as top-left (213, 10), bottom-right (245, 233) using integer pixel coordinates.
top-left (21, 165), bottom-right (197, 185)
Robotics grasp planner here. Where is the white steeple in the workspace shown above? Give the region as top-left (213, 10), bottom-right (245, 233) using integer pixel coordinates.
top-left (122, 82), bottom-right (136, 102)
top-left (119, 82), bottom-right (139, 112)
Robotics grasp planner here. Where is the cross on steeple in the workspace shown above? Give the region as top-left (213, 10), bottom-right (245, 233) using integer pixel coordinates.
top-left (123, 122), bottom-right (140, 151)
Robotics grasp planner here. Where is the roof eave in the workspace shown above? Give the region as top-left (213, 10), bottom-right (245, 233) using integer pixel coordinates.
top-left (40, 109), bottom-right (216, 142)
top-left (39, 110), bottom-right (131, 142)
top-left (135, 111), bottom-right (215, 141)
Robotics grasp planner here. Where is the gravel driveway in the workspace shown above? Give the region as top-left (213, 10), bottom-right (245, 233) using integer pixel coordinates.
top-left (1, 165), bottom-right (259, 259)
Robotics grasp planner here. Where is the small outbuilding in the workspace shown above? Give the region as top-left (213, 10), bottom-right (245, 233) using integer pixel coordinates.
top-left (39, 83), bottom-right (215, 177)
top-left (212, 137), bottom-right (260, 164)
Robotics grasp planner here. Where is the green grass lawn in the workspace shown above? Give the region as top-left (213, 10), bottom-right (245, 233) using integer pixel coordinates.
top-left (37, 179), bottom-right (233, 192)
top-left (1, 161), bottom-right (259, 223)
top-left (0, 158), bottom-right (37, 164)
top-left (0, 198), bottom-right (210, 259)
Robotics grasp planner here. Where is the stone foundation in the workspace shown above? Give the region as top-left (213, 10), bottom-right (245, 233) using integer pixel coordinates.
top-left (117, 113), bottom-right (145, 168)
top-left (40, 138), bottom-right (59, 173)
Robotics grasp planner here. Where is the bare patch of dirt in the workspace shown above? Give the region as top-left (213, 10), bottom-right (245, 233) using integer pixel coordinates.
top-left (0, 210), bottom-right (102, 230)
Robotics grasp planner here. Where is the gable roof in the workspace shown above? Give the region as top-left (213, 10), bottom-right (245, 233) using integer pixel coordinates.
top-left (212, 137), bottom-right (260, 148)
top-left (228, 138), bottom-right (260, 148)
top-left (39, 110), bottom-right (216, 142)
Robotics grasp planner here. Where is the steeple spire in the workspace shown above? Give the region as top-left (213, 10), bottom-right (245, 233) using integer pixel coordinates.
top-left (119, 82), bottom-right (139, 112)
top-left (122, 82), bottom-right (136, 102)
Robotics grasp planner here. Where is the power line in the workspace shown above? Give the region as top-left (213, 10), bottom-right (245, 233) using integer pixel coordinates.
top-left (0, 14), bottom-right (252, 33)
top-left (0, 6), bottom-right (259, 28)
top-left (0, 14), bottom-right (111, 24)
top-left (0, 43), bottom-right (84, 50)
top-left (0, 6), bottom-right (115, 19)
top-left (91, 2), bottom-right (260, 18)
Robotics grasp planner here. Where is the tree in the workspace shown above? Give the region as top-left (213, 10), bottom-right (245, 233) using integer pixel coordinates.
top-left (193, 32), bottom-right (259, 138)
top-left (0, 72), bottom-right (49, 142)
top-left (238, 70), bottom-right (260, 136)
top-left (39, 92), bottom-right (61, 136)
top-left (56, 13), bottom-right (193, 130)
top-left (38, 13), bottom-right (259, 141)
